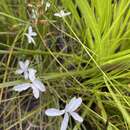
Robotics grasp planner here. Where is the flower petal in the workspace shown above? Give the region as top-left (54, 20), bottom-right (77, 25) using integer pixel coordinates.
top-left (29, 36), bottom-right (35, 44)
top-left (28, 26), bottom-right (37, 37)
top-left (70, 112), bottom-right (83, 123)
top-left (61, 113), bottom-right (69, 130)
top-left (25, 34), bottom-right (35, 44)
top-left (54, 10), bottom-right (71, 17)
top-left (31, 84), bottom-right (39, 99)
top-left (65, 97), bottom-right (82, 112)
top-left (19, 61), bottom-right (26, 70)
top-left (31, 32), bottom-right (37, 36)
top-left (65, 97), bottom-right (76, 111)
top-left (25, 60), bottom-right (30, 68)
top-left (63, 12), bottom-right (71, 17)
top-left (28, 35), bottom-right (32, 43)
top-left (33, 79), bottom-right (46, 92)
top-left (45, 108), bottom-right (65, 116)
top-left (13, 83), bottom-right (31, 92)
top-left (28, 68), bottom-right (36, 81)
top-left (24, 71), bottom-right (29, 80)
top-left (28, 26), bottom-right (33, 34)
top-left (54, 13), bottom-right (62, 17)
top-left (15, 69), bottom-right (23, 74)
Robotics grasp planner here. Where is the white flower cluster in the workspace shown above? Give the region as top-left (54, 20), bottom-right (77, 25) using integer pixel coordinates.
top-left (14, 60), bottom-right (46, 99)
top-left (14, 61), bottom-right (83, 129)
top-left (25, 10), bottom-right (70, 45)
top-left (24, 1), bottom-right (71, 45)
top-left (13, 1), bottom-right (82, 130)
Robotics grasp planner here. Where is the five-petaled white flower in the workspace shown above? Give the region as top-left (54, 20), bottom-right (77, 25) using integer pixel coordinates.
top-left (54, 10), bottom-right (71, 17)
top-left (16, 60), bottom-right (30, 80)
top-left (25, 26), bottom-right (37, 44)
top-left (14, 68), bottom-right (46, 99)
top-left (45, 2), bottom-right (51, 12)
top-left (45, 97), bottom-right (83, 130)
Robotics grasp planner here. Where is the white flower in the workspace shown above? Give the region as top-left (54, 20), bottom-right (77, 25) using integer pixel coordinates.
top-left (54, 10), bottom-right (71, 17)
top-left (45, 2), bottom-right (51, 12)
top-left (45, 97), bottom-right (83, 130)
top-left (13, 79), bottom-right (46, 99)
top-left (14, 67), bottom-right (46, 99)
top-left (25, 26), bottom-right (37, 44)
top-left (16, 60), bottom-right (30, 80)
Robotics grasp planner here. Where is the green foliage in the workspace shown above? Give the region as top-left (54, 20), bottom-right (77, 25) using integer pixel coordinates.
top-left (0, 0), bottom-right (130, 130)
